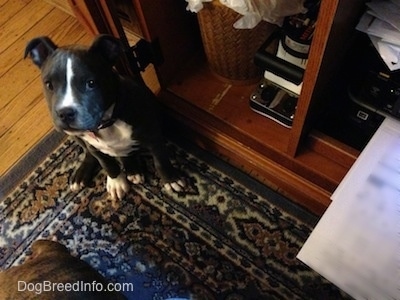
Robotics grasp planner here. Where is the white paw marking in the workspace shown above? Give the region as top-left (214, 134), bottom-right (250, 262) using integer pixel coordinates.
top-left (106, 174), bottom-right (130, 200)
top-left (127, 174), bottom-right (144, 184)
top-left (70, 182), bottom-right (84, 192)
top-left (164, 179), bottom-right (186, 192)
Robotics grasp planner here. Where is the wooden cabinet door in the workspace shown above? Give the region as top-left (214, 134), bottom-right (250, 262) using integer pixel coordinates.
top-left (68, 0), bottom-right (200, 87)
top-left (130, 0), bottom-right (200, 87)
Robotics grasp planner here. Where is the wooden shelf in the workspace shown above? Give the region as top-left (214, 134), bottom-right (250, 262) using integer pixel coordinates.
top-left (167, 54), bottom-right (290, 156)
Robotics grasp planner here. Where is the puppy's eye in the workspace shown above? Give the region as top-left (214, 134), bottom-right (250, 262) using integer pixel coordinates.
top-left (86, 79), bottom-right (96, 90)
top-left (45, 81), bottom-right (53, 91)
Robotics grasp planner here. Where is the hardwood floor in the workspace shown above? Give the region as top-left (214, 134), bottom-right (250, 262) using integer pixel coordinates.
top-left (0, 0), bottom-right (92, 176)
top-left (0, 0), bottom-right (160, 177)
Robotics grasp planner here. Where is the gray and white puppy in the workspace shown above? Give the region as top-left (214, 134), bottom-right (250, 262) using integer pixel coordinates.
top-left (25, 35), bottom-right (185, 199)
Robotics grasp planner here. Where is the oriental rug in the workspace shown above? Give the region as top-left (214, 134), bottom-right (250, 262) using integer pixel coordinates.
top-left (0, 135), bottom-right (349, 299)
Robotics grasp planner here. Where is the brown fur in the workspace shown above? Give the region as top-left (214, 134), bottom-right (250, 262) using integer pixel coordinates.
top-left (0, 240), bottom-right (127, 299)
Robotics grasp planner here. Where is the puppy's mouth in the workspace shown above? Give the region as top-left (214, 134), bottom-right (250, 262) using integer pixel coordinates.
top-left (61, 104), bottom-right (115, 134)
top-left (57, 119), bottom-right (100, 133)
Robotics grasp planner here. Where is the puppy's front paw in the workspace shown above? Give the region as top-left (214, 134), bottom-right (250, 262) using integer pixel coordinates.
top-left (69, 156), bottom-right (99, 192)
top-left (70, 181), bottom-right (84, 192)
top-left (70, 169), bottom-right (91, 192)
top-left (106, 174), bottom-right (130, 200)
top-left (127, 174), bottom-right (145, 184)
top-left (164, 179), bottom-right (186, 192)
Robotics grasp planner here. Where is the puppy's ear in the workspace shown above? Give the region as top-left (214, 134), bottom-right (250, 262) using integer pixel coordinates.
top-left (24, 36), bottom-right (58, 67)
top-left (89, 34), bottom-right (122, 65)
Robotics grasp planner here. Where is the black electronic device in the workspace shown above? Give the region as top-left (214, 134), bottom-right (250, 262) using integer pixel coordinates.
top-left (250, 30), bottom-right (304, 128)
top-left (250, 2), bottom-right (319, 127)
top-left (348, 35), bottom-right (400, 120)
top-left (314, 33), bottom-right (394, 150)
top-left (349, 69), bottom-right (400, 119)
top-left (250, 80), bottom-right (298, 128)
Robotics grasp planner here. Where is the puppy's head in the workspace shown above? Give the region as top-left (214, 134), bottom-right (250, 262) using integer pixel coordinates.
top-left (25, 35), bottom-right (122, 132)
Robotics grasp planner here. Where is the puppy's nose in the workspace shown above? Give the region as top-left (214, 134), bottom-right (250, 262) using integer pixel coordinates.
top-left (57, 107), bottom-right (76, 123)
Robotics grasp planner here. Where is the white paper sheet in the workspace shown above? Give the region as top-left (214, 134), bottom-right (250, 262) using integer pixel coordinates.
top-left (356, 6), bottom-right (400, 71)
top-left (367, 0), bottom-right (400, 32)
top-left (297, 117), bottom-right (400, 300)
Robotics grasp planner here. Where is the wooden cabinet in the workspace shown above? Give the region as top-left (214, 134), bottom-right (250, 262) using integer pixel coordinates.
top-left (67, 0), bottom-right (367, 215)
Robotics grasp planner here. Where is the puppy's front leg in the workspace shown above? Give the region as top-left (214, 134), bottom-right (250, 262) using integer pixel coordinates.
top-left (90, 149), bottom-right (130, 200)
top-left (120, 155), bottom-right (145, 185)
top-left (69, 138), bottom-right (100, 191)
top-left (106, 174), bottom-right (130, 200)
top-left (70, 150), bottom-right (100, 192)
top-left (149, 144), bottom-right (185, 192)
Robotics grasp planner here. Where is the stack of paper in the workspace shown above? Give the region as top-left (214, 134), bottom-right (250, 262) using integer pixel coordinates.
top-left (357, 0), bottom-right (400, 71)
top-left (297, 116), bottom-right (400, 300)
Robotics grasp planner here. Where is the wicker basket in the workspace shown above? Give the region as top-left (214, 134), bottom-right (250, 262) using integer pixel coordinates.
top-left (197, 1), bottom-right (275, 85)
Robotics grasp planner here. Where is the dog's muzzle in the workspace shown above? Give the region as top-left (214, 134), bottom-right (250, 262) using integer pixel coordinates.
top-left (57, 106), bottom-right (77, 125)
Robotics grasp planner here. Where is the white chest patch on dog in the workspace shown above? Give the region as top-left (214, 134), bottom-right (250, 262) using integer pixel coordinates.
top-left (80, 120), bottom-right (140, 157)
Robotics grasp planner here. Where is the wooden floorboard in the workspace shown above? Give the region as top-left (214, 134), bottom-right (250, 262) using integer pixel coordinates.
top-left (0, 0), bottom-right (33, 29)
top-left (0, 1), bottom-right (53, 54)
top-left (0, 0), bottom-right (11, 9)
top-left (0, 0), bottom-right (92, 176)
top-left (0, 5), bottom-right (68, 77)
